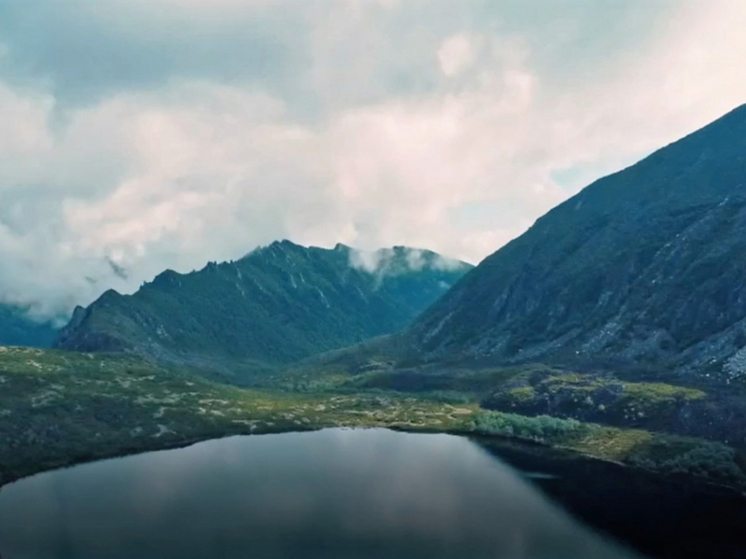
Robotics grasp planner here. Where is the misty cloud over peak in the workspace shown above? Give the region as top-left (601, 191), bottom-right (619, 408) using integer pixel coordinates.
top-left (349, 246), bottom-right (470, 278)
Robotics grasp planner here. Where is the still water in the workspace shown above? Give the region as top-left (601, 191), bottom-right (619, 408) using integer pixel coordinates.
top-left (0, 429), bottom-right (638, 559)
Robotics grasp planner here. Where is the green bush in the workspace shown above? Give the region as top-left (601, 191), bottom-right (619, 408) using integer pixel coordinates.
top-left (631, 442), bottom-right (746, 485)
top-left (474, 411), bottom-right (582, 442)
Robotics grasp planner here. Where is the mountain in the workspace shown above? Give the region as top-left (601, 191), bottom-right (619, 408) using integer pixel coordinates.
top-left (0, 304), bottom-right (59, 348)
top-left (411, 104), bottom-right (746, 380)
top-left (55, 241), bottom-right (472, 370)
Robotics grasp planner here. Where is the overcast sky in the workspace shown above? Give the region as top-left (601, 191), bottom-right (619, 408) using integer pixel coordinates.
top-left (2, 0), bottom-right (746, 320)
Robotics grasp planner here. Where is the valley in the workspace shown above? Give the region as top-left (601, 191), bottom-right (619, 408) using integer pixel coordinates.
top-left (3, 102), bottom-right (746, 558)
top-left (4, 3), bottom-right (746, 558)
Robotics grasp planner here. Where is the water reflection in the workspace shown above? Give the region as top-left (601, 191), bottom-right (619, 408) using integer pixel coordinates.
top-left (0, 429), bottom-right (639, 559)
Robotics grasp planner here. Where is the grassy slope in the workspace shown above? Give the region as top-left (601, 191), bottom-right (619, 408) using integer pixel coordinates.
top-left (1, 346), bottom-right (745, 492)
top-left (0, 347), bottom-right (474, 485)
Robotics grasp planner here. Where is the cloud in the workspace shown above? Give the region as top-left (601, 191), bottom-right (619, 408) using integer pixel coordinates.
top-left (348, 247), bottom-right (453, 277)
top-left (1, 0), bottom-right (746, 320)
top-left (0, 0), bottom-right (306, 106)
top-left (349, 249), bottom-right (386, 275)
top-left (438, 34), bottom-right (478, 77)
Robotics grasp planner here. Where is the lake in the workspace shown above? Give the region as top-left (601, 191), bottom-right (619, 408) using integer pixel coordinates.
top-left (0, 428), bottom-right (639, 559)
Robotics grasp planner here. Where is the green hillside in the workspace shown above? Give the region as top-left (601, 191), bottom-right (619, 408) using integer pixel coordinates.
top-left (55, 242), bottom-right (471, 376)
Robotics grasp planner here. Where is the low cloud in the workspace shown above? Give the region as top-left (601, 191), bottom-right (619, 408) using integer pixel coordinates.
top-left (349, 249), bottom-right (388, 275)
top-left (348, 246), bottom-right (468, 278)
top-left (348, 247), bottom-right (426, 277)
top-left (432, 254), bottom-right (469, 273)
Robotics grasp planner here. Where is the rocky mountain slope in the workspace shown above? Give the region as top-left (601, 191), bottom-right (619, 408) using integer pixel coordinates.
top-left (411, 104), bottom-right (746, 381)
top-left (55, 241), bottom-right (471, 370)
top-left (0, 304), bottom-right (58, 348)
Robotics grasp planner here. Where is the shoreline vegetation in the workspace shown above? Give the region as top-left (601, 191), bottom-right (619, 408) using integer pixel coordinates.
top-left (1, 346), bottom-right (745, 495)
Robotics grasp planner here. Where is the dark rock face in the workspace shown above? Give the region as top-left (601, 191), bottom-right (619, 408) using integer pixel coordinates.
top-left (412, 104), bottom-right (746, 380)
top-left (0, 305), bottom-right (58, 348)
top-left (55, 241), bottom-right (471, 368)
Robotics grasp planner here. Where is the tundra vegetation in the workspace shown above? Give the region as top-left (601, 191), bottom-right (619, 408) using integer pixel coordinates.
top-left (1, 346), bottom-right (744, 491)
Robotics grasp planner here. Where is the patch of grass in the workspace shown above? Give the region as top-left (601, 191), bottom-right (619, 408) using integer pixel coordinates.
top-left (506, 386), bottom-right (537, 403)
top-left (622, 382), bottom-right (705, 406)
top-left (566, 425), bottom-right (655, 461)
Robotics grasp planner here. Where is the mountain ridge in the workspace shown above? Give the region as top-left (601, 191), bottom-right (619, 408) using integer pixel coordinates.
top-left (55, 240), bottom-right (472, 373)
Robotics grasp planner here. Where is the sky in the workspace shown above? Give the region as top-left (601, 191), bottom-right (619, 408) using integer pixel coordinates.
top-left (2, 0), bottom-right (746, 321)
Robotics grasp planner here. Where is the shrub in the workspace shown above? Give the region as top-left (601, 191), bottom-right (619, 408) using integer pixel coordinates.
top-left (474, 411), bottom-right (582, 442)
top-left (631, 442), bottom-right (746, 485)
